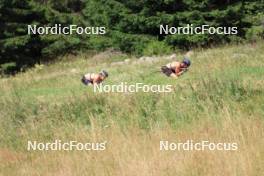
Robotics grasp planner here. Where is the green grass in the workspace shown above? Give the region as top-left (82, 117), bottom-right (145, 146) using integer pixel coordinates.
top-left (1, 43), bottom-right (264, 130)
top-left (0, 43), bottom-right (264, 175)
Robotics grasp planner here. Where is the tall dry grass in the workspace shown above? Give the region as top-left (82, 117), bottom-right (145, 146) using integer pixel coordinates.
top-left (1, 115), bottom-right (263, 176)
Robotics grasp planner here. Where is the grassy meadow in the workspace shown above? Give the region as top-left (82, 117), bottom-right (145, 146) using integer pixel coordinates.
top-left (0, 43), bottom-right (264, 176)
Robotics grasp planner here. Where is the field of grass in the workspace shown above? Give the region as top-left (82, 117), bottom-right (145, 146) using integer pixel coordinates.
top-left (0, 43), bottom-right (264, 176)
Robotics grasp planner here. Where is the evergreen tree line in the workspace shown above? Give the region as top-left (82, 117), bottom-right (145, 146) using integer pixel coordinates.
top-left (0, 0), bottom-right (263, 72)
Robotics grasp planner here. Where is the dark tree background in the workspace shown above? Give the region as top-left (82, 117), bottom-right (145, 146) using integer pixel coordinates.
top-left (0, 0), bottom-right (263, 73)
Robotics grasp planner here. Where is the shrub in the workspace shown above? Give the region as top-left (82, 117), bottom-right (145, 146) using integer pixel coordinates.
top-left (143, 41), bottom-right (172, 56)
top-left (246, 26), bottom-right (264, 41)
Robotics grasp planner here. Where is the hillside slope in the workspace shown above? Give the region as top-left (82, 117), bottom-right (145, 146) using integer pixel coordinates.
top-left (0, 43), bottom-right (264, 176)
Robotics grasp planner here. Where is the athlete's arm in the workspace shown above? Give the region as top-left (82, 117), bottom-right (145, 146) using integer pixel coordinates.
top-left (92, 74), bottom-right (102, 84)
top-left (170, 73), bottom-right (178, 78)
